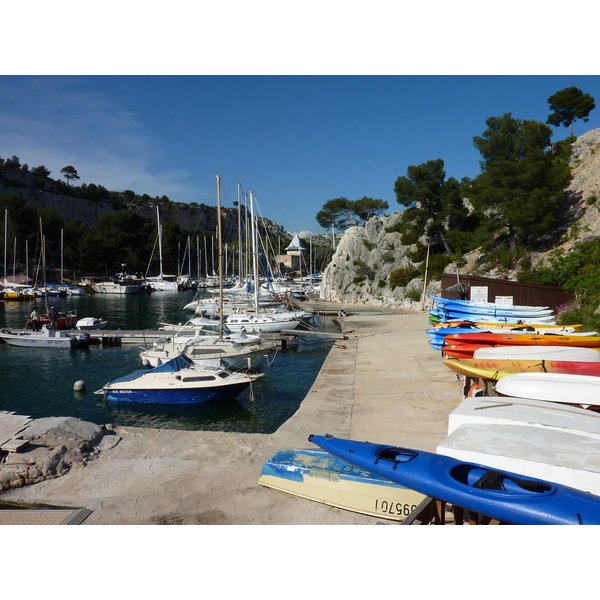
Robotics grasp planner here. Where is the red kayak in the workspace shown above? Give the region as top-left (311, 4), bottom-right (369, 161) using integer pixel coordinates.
top-left (443, 342), bottom-right (494, 359)
top-left (445, 331), bottom-right (600, 349)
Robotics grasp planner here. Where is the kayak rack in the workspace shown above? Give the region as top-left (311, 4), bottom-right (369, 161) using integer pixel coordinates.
top-left (402, 496), bottom-right (504, 525)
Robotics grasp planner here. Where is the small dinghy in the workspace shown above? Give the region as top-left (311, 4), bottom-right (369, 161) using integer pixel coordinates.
top-left (258, 448), bottom-right (424, 521)
top-left (96, 354), bottom-right (258, 404)
top-left (76, 317), bottom-right (108, 330)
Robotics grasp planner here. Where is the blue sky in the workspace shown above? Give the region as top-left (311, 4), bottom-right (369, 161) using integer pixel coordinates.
top-left (3, 75), bottom-right (599, 237)
top-left (2, 6), bottom-right (599, 238)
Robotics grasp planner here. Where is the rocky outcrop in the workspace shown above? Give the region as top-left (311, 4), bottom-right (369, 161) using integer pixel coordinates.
top-left (0, 417), bottom-right (121, 491)
top-left (319, 212), bottom-right (440, 309)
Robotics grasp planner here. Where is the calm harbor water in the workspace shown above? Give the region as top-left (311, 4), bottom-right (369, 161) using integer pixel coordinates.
top-left (0, 290), bottom-right (337, 433)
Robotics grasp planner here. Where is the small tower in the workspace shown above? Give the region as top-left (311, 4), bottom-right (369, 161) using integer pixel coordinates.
top-left (276, 233), bottom-right (306, 274)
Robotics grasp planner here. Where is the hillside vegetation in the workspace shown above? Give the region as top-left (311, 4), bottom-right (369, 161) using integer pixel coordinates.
top-left (320, 127), bottom-right (600, 329)
top-left (0, 158), bottom-right (334, 279)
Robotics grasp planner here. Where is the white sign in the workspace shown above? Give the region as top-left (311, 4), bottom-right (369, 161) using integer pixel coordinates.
top-left (494, 296), bottom-right (514, 306)
top-left (470, 286), bottom-right (488, 303)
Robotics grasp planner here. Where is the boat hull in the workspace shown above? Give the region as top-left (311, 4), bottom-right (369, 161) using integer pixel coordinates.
top-left (448, 395), bottom-right (600, 437)
top-left (310, 434), bottom-right (600, 525)
top-left (258, 449), bottom-right (425, 521)
top-left (103, 380), bottom-right (250, 404)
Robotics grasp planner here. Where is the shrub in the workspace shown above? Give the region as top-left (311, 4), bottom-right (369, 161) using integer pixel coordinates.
top-left (362, 239), bottom-right (377, 251)
top-left (406, 288), bottom-right (421, 302)
top-left (389, 266), bottom-right (419, 290)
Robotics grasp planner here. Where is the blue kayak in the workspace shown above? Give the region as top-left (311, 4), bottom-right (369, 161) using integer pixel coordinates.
top-left (309, 434), bottom-right (600, 525)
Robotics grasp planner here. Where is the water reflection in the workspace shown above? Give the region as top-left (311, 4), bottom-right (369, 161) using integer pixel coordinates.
top-left (1, 290), bottom-right (335, 432)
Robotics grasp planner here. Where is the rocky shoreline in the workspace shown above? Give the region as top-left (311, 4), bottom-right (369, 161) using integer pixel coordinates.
top-left (0, 417), bottom-right (121, 492)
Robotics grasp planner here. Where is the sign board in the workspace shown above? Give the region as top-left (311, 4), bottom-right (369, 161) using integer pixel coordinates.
top-left (494, 296), bottom-right (514, 306)
top-left (470, 286), bottom-right (488, 303)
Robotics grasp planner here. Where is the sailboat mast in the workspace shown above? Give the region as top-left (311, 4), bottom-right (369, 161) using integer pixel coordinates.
top-left (237, 183), bottom-right (242, 280)
top-left (3, 209), bottom-right (7, 284)
top-left (156, 206), bottom-right (164, 281)
top-left (61, 228), bottom-right (64, 286)
top-left (40, 218), bottom-right (49, 315)
top-left (216, 174), bottom-right (224, 341)
top-left (249, 191), bottom-right (259, 312)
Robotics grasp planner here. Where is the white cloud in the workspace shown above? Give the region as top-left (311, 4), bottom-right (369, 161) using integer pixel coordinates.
top-left (0, 78), bottom-right (206, 203)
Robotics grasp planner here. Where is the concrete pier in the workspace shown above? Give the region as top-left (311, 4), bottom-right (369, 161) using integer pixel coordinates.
top-left (0, 302), bottom-right (462, 525)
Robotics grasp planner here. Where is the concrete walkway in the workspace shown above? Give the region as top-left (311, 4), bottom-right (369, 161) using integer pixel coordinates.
top-left (1, 303), bottom-right (462, 524)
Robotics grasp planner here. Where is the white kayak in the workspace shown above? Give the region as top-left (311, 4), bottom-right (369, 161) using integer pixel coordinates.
top-left (494, 372), bottom-right (600, 406)
top-left (447, 395), bottom-right (600, 438)
top-left (473, 345), bottom-right (600, 362)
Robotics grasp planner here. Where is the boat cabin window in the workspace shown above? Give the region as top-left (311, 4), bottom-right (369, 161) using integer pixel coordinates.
top-left (182, 376), bottom-right (216, 382)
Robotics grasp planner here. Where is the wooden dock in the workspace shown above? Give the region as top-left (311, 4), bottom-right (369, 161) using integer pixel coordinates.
top-left (0, 326), bottom-right (345, 349)
top-left (0, 411), bottom-right (31, 453)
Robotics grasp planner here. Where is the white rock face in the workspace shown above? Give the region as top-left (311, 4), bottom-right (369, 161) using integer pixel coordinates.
top-left (319, 212), bottom-right (441, 309)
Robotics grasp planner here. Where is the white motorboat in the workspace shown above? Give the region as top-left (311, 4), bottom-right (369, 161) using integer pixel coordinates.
top-left (91, 281), bottom-right (141, 294)
top-left (140, 336), bottom-right (264, 370)
top-left (0, 325), bottom-right (90, 349)
top-left (158, 318), bottom-right (264, 345)
top-left (76, 316), bottom-right (109, 330)
top-left (96, 354), bottom-right (258, 404)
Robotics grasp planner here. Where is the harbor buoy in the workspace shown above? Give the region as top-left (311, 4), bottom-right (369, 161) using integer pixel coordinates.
top-left (74, 380), bottom-right (86, 391)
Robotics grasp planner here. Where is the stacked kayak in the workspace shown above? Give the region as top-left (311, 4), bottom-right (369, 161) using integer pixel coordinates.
top-left (309, 434), bottom-right (600, 525)
top-left (440, 331), bottom-right (600, 358)
top-left (429, 295), bottom-right (558, 325)
top-left (428, 327), bottom-right (597, 352)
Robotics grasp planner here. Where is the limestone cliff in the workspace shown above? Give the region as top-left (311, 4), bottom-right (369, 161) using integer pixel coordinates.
top-left (319, 212), bottom-right (438, 309)
top-left (0, 165), bottom-right (287, 244)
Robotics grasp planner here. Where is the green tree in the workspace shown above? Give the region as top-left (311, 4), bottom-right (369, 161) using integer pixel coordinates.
top-left (316, 197), bottom-right (388, 231)
top-left (466, 113), bottom-right (572, 264)
top-left (394, 159), bottom-right (470, 256)
top-left (32, 165), bottom-right (51, 178)
top-left (4, 156), bottom-right (21, 169)
top-left (546, 87), bottom-right (595, 136)
top-left (61, 165), bottom-right (80, 186)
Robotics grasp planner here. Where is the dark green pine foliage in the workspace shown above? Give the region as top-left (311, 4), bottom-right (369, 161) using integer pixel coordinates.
top-left (316, 197), bottom-right (389, 231)
top-left (466, 113), bottom-right (573, 266)
top-left (394, 158), bottom-right (472, 257)
top-left (546, 87), bottom-right (595, 136)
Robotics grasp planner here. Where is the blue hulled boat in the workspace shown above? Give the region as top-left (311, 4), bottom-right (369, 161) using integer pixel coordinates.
top-left (96, 354), bottom-right (255, 404)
